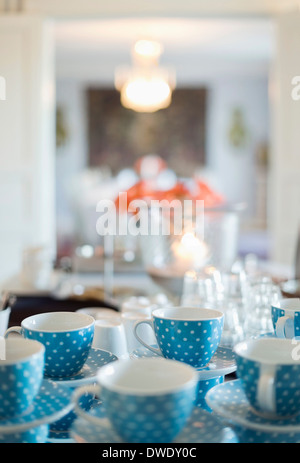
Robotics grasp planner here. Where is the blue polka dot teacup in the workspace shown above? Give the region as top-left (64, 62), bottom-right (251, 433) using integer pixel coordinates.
top-left (72, 357), bottom-right (198, 443)
top-left (133, 307), bottom-right (224, 368)
top-left (271, 298), bottom-right (300, 339)
top-left (5, 312), bottom-right (95, 378)
top-left (0, 337), bottom-right (45, 418)
top-left (234, 338), bottom-right (300, 418)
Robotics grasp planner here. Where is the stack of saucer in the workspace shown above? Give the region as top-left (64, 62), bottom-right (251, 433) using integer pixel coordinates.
top-left (130, 344), bottom-right (236, 410)
top-left (3, 311), bottom-right (118, 443)
top-left (70, 357), bottom-right (238, 444)
top-left (69, 307), bottom-right (237, 443)
top-left (0, 337), bottom-right (74, 443)
top-left (132, 306), bottom-right (236, 410)
top-left (206, 337), bottom-right (300, 443)
top-left (48, 348), bottom-right (117, 436)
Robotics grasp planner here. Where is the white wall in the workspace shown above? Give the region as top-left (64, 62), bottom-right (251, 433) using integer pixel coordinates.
top-left (0, 16), bottom-right (56, 285)
top-left (269, 12), bottom-right (300, 268)
top-left (207, 77), bottom-right (269, 219)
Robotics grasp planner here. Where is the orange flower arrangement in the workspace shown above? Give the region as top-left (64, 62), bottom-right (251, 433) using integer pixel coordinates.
top-left (114, 155), bottom-right (225, 213)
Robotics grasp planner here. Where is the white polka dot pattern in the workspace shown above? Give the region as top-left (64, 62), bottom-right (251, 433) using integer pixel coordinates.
top-left (0, 379), bottom-right (74, 443)
top-left (206, 380), bottom-right (300, 443)
top-left (0, 424), bottom-right (49, 444)
top-left (0, 349), bottom-right (44, 418)
top-left (50, 348), bottom-right (118, 432)
top-left (23, 324), bottom-right (94, 378)
top-left (131, 345), bottom-right (236, 377)
top-left (271, 306), bottom-right (300, 337)
top-left (70, 403), bottom-right (238, 443)
top-left (49, 347), bottom-right (118, 386)
top-left (236, 351), bottom-right (300, 417)
top-left (152, 316), bottom-right (224, 368)
top-left (101, 384), bottom-right (197, 443)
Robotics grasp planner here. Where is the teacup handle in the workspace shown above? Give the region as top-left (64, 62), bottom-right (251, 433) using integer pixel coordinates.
top-left (72, 384), bottom-right (112, 428)
top-left (4, 326), bottom-right (23, 338)
top-left (133, 319), bottom-right (162, 356)
top-left (275, 316), bottom-right (293, 339)
top-left (257, 366), bottom-right (276, 414)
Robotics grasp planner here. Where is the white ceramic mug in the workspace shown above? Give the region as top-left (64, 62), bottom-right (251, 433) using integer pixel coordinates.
top-left (0, 307), bottom-right (11, 337)
top-left (92, 318), bottom-right (128, 358)
top-left (121, 311), bottom-right (156, 354)
top-left (121, 297), bottom-right (154, 316)
top-left (76, 307), bottom-right (121, 322)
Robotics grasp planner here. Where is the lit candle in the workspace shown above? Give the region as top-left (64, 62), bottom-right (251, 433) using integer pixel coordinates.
top-left (172, 232), bottom-right (209, 272)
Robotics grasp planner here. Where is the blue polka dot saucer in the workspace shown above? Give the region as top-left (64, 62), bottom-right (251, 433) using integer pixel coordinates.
top-left (70, 402), bottom-right (238, 444)
top-left (256, 332), bottom-right (300, 340)
top-left (0, 379), bottom-right (73, 436)
top-left (130, 345), bottom-right (236, 379)
top-left (47, 430), bottom-right (75, 443)
top-left (48, 347), bottom-right (118, 386)
top-left (206, 380), bottom-right (300, 443)
top-left (48, 349), bottom-right (118, 433)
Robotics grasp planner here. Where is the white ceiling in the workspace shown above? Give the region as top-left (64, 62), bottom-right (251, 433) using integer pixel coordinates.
top-left (55, 17), bottom-right (275, 83)
top-left (25, 0), bottom-right (300, 18)
top-left (55, 17), bottom-right (274, 57)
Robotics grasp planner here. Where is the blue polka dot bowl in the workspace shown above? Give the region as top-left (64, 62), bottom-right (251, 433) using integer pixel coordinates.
top-left (271, 298), bottom-right (300, 338)
top-left (234, 338), bottom-right (300, 418)
top-left (72, 357), bottom-right (198, 443)
top-left (5, 312), bottom-right (95, 378)
top-left (134, 307), bottom-right (224, 369)
top-left (0, 337), bottom-right (45, 418)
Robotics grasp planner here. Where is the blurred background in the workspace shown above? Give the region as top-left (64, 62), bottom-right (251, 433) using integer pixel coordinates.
top-left (0, 0), bottom-right (299, 291)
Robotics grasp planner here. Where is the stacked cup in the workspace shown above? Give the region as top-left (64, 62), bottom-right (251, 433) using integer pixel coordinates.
top-left (0, 337), bottom-right (46, 442)
top-left (271, 298), bottom-right (300, 340)
top-left (6, 311), bottom-right (95, 378)
top-left (236, 297), bottom-right (300, 418)
top-left (234, 297), bottom-right (300, 421)
top-left (71, 306), bottom-right (225, 443)
top-left (234, 337), bottom-right (300, 419)
top-left (72, 357), bottom-right (199, 443)
top-left (133, 306), bottom-right (225, 408)
top-left (4, 311), bottom-right (95, 439)
top-left (206, 297), bottom-right (300, 442)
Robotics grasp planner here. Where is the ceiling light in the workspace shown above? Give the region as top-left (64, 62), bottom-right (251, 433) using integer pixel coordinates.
top-left (115, 39), bottom-right (176, 113)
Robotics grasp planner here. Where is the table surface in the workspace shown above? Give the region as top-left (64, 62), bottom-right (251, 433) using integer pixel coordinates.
top-left (1, 258), bottom-right (293, 327)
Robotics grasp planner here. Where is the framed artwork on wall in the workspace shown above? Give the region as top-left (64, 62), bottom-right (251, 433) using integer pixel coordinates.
top-left (87, 87), bottom-right (207, 176)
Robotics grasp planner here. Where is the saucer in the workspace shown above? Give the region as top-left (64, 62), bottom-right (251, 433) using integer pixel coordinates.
top-left (48, 347), bottom-right (118, 386)
top-left (130, 345), bottom-right (236, 379)
top-left (206, 380), bottom-right (300, 442)
top-left (256, 332), bottom-right (300, 341)
top-left (70, 402), bottom-right (238, 444)
top-left (0, 379), bottom-right (73, 434)
top-left (47, 430), bottom-right (75, 443)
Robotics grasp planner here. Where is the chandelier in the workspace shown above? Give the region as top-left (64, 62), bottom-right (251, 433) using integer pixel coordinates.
top-left (115, 39), bottom-right (176, 113)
